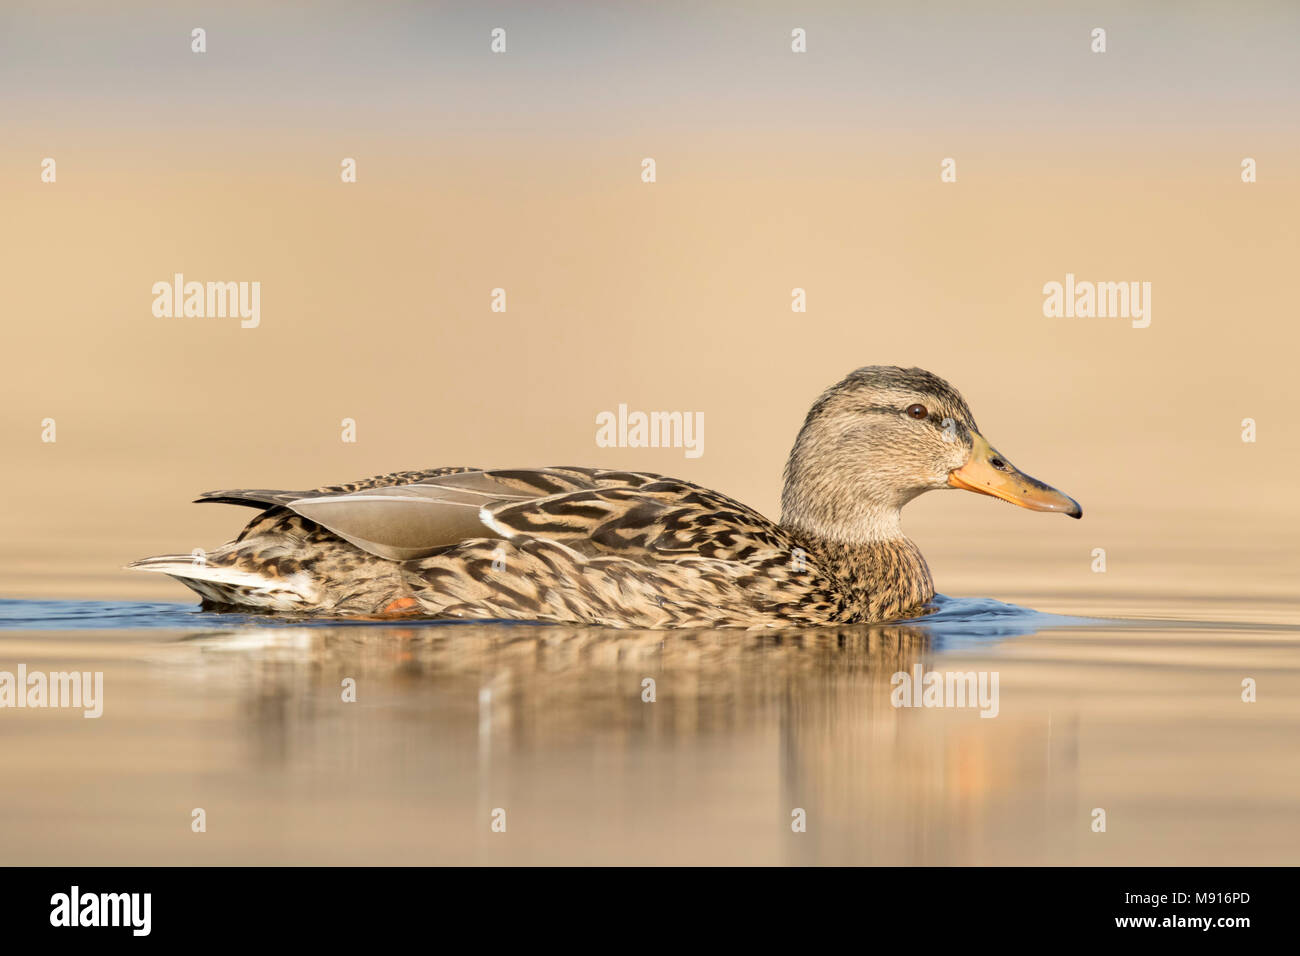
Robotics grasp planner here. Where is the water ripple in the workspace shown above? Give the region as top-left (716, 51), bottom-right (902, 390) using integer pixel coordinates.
top-left (0, 594), bottom-right (1105, 646)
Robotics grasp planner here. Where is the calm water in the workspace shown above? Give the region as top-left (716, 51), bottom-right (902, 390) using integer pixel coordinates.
top-left (1, 592), bottom-right (1297, 865)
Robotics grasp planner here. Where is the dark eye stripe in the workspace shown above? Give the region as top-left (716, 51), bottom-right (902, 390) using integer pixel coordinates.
top-left (860, 403), bottom-right (931, 419)
top-left (858, 402), bottom-right (971, 427)
top-left (857, 403), bottom-right (974, 439)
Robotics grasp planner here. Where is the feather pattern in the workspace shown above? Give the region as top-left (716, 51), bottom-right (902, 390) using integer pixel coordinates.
top-left (130, 465), bottom-right (928, 627)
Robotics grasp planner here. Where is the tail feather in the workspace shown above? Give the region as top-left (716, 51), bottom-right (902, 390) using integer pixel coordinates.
top-left (193, 489), bottom-right (302, 508)
top-left (126, 554), bottom-right (316, 610)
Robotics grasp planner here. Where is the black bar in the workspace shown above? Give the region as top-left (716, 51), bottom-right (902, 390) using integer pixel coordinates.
top-left (0, 866), bottom-right (1280, 942)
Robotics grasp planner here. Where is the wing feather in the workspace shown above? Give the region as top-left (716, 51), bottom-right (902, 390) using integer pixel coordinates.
top-left (196, 467), bottom-right (772, 565)
top-left (260, 468), bottom-right (668, 561)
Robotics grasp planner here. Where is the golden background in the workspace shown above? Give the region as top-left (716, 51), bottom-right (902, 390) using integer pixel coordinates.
top-left (2, 1), bottom-right (1297, 612)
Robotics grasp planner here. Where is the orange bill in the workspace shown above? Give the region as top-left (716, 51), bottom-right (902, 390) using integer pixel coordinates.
top-left (948, 433), bottom-right (1082, 518)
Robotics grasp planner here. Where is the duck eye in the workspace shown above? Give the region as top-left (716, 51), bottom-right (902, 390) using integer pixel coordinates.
top-left (906, 404), bottom-right (928, 420)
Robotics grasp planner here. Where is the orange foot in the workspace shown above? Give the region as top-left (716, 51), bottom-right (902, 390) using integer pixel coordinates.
top-left (380, 596), bottom-right (421, 616)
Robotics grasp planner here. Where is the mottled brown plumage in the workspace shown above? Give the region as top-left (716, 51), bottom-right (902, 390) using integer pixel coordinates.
top-left (129, 366), bottom-right (1080, 628)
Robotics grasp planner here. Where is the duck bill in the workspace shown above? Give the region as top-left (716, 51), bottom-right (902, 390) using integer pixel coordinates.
top-left (948, 433), bottom-right (1082, 518)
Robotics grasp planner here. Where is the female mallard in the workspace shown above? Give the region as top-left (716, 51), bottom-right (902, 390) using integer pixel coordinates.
top-left (129, 366), bottom-right (1080, 628)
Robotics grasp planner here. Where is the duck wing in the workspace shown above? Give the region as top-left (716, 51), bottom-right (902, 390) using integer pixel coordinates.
top-left (201, 467), bottom-right (679, 562)
top-left (484, 478), bottom-right (792, 561)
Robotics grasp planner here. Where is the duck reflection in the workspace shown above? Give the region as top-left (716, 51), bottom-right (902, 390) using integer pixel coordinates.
top-left (171, 621), bottom-right (934, 766)
top-left (166, 613), bottom-right (1074, 864)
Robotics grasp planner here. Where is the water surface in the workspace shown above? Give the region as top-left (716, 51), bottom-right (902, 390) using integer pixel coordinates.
top-left (1, 593), bottom-right (1295, 865)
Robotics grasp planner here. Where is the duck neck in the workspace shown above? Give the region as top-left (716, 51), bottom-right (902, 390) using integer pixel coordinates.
top-left (792, 529), bottom-right (934, 623)
top-left (781, 476), bottom-right (933, 622)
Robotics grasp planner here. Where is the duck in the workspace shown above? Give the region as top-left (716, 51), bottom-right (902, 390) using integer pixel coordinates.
top-left (128, 366), bottom-right (1080, 628)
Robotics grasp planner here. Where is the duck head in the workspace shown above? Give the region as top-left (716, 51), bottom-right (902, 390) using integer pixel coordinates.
top-left (781, 366), bottom-right (1081, 543)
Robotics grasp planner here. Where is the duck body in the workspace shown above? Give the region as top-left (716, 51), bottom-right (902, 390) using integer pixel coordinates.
top-left (130, 367), bottom-right (1079, 629)
top-left (131, 466), bottom-right (931, 628)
